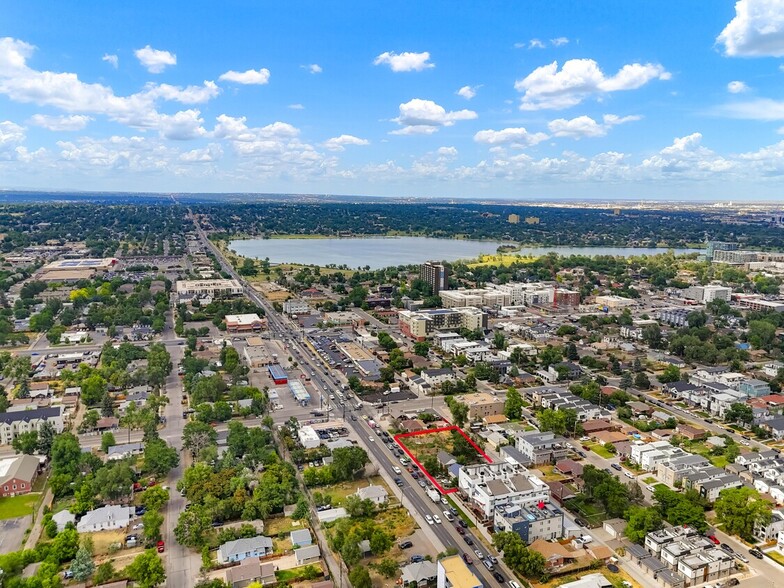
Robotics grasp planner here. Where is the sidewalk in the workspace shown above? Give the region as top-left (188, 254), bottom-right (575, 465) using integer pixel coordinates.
top-left (23, 487), bottom-right (53, 550)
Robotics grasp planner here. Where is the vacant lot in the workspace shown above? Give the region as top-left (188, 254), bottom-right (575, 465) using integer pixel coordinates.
top-left (319, 475), bottom-right (389, 506)
top-left (0, 493), bottom-right (40, 520)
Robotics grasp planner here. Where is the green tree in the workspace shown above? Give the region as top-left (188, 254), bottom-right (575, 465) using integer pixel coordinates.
top-left (142, 439), bottom-right (179, 478)
top-left (375, 558), bottom-right (399, 578)
top-left (81, 373), bottom-right (108, 406)
top-left (51, 527), bottom-right (80, 562)
top-left (341, 539), bottom-right (362, 566)
top-left (446, 398), bottom-right (468, 428)
top-left (625, 506), bottom-right (663, 543)
top-left (143, 510), bottom-right (164, 543)
top-left (493, 331), bottom-right (507, 351)
top-left (493, 531), bottom-right (547, 580)
top-left (538, 409), bottom-right (567, 435)
top-left (348, 565), bottom-right (372, 588)
top-left (127, 549), bottom-right (166, 588)
top-left (101, 431), bottom-right (116, 453)
top-left (725, 403), bottom-right (754, 425)
top-left (504, 387), bottom-right (523, 420)
top-left (748, 320), bottom-right (777, 351)
top-left (12, 430), bottom-right (38, 455)
top-left (332, 446), bottom-right (369, 481)
top-left (292, 498), bottom-right (309, 521)
top-left (70, 545), bottom-right (95, 581)
top-left (714, 487), bottom-right (771, 540)
top-left (413, 341), bottom-right (430, 357)
top-left (658, 364), bottom-right (682, 383)
top-left (93, 561), bottom-right (115, 585)
top-left (175, 505), bottom-right (212, 548)
top-left (141, 485), bottom-right (170, 511)
top-left (620, 371), bottom-right (633, 390)
top-left (634, 372), bottom-right (651, 390)
top-left (101, 391), bottom-right (115, 417)
top-left (183, 420), bottom-right (217, 458)
top-left (369, 529), bottom-right (392, 555)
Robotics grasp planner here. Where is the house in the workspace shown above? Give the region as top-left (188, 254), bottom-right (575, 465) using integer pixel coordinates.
top-left (581, 420), bottom-right (616, 435)
top-left (401, 561), bottom-right (438, 587)
top-left (226, 560), bottom-right (276, 588)
top-left (494, 502), bottom-right (564, 543)
top-left (676, 424), bottom-right (707, 441)
top-left (516, 431), bottom-right (569, 465)
top-left (557, 574), bottom-right (612, 588)
top-left (316, 507), bottom-right (347, 523)
top-left (289, 529), bottom-right (312, 548)
top-left (52, 509), bottom-right (76, 532)
top-left (554, 459), bottom-right (583, 478)
top-left (421, 368), bottom-right (456, 387)
top-left (28, 382), bottom-right (52, 399)
top-left (0, 454), bottom-right (40, 497)
top-left (217, 536), bottom-right (274, 564)
top-left (761, 417), bottom-right (784, 440)
top-left (294, 544), bottom-right (321, 566)
top-left (77, 505), bottom-right (134, 532)
top-left (528, 538), bottom-right (578, 569)
top-left (628, 401), bottom-right (654, 416)
top-left (107, 442), bottom-right (144, 460)
top-left (356, 484), bottom-right (388, 505)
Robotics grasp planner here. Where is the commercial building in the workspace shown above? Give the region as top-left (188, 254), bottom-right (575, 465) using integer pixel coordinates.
top-left (298, 426), bottom-right (321, 449)
top-left (0, 455), bottom-right (40, 497)
top-left (38, 257), bottom-right (118, 282)
top-left (283, 299), bottom-right (311, 315)
top-left (175, 279), bottom-right (243, 300)
top-left (461, 392), bottom-right (505, 420)
top-left (225, 314), bottom-right (264, 332)
top-left (508, 213), bottom-right (520, 224)
top-left (287, 380), bottom-right (310, 406)
top-left (712, 249), bottom-right (758, 265)
top-left (595, 295), bottom-right (635, 310)
top-left (493, 502), bottom-right (564, 543)
top-left (0, 407), bottom-right (64, 446)
top-left (398, 307), bottom-right (487, 341)
top-left (421, 261), bottom-right (450, 295)
top-left (436, 555), bottom-right (482, 588)
top-left (268, 364), bottom-right (288, 385)
top-left (682, 285), bottom-right (731, 303)
top-left (458, 461), bottom-right (550, 520)
top-left (734, 295), bottom-right (784, 313)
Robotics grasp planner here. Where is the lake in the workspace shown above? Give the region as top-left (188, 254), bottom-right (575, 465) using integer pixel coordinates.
top-left (228, 236), bottom-right (700, 270)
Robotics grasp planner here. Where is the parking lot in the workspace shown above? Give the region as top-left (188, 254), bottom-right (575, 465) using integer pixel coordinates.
top-left (0, 515), bottom-right (32, 553)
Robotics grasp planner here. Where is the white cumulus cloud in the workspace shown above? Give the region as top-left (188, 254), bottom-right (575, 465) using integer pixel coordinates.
top-left (323, 134), bottom-right (370, 151)
top-left (373, 51), bottom-right (434, 72)
top-left (456, 85), bottom-right (479, 100)
top-left (219, 68), bottom-right (270, 85)
top-left (515, 58), bottom-right (670, 110)
top-left (302, 64), bottom-right (322, 74)
top-left (717, 0), bottom-right (784, 57)
top-left (143, 81), bottom-right (220, 104)
top-left (548, 114), bottom-right (641, 139)
top-left (29, 114), bottom-right (91, 131)
top-left (391, 98), bottom-right (476, 135)
top-left (473, 127), bottom-right (548, 148)
top-left (727, 80), bottom-right (749, 93)
top-left (102, 54), bottom-right (118, 68)
top-left (134, 45), bottom-right (177, 73)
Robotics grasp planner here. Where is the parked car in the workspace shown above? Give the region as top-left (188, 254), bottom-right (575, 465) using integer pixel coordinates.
top-left (611, 463), bottom-right (622, 471)
top-left (482, 559), bottom-right (495, 571)
top-left (707, 535), bottom-right (720, 545)
top-left (463, 553), bottom-right (473, 565)
top-left (443, 511), bottom-right (455, 522)
top-left (398, 540), bottom-right (413, 549)
top-left (410, 555), bottom-right (424, 563)
top-left (720, 543), bottom-right (733, 554)
top-left (464, 536), bottom-right (474, 546)
top-left (458, 519), bottom-right (468, 528)
top-left (455, 525), bottom-right (465, 535)
top-left (156, 540), bottom-right (165, 553)
top-left (493, 572), bottom-right (505, 582)
top-left (749, 548), bottom-right (764, 559)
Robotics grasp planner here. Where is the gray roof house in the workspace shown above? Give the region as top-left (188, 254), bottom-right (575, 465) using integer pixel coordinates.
top-left (76, 505), bottom-right (134, 532)
top-left (400, 561), bottom-right (438, 586)
top-left (290, 528), bottom-right (313, 548)
top-left (356, 484), bottom-right (388, 504)
top-left (294, 544), bottom-right (321, 565)
top-left (52, 509), bottom-right (76, 532)
top-left (217, 535), bottom-right (273, 564)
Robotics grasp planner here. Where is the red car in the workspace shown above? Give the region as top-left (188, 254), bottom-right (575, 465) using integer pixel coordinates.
top-left (462, 553), bottom-right (473, 565)
top-left (156, 540), bottom-right (165, 553)
top-left (707, 535), bottom-right (720, 545)
top-left (455, 525), bottom-right (465, 535)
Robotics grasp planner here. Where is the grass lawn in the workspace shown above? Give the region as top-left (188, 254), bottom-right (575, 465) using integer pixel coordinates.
top-left (378, 506), bottom-right (416, 537)
top-left (322, 475), bottom-right (388, 506)
top-left (709, 455), bottom-right (729, 468)
top-left (275, 563), bottom-right (323, 583)
top-left (467, 253), bottom-right (539, 268)
top-left (643, 476), bottom-right (658, 485)
top-left (86, 529), bottom-right (132, 556)
top-left (265, 515), bottom-right (303, 537)
top-left (0, 493), bottom-right (40, 519)
top-left (588, 443), bottom-right (614, 459)
top-left (564, 497), bottom-right (605, 527)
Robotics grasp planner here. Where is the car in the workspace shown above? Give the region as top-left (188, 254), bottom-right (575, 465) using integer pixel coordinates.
top-left (455, 525), bottom-right (465, 535)
top-left (410, 555), bottom-right (424, 563)
top-left (450, 507), bottom-right (458, 515)
top-left (707, 535), bottom-right (720, 545)
top-left (400, 457), bottom-right (409, 465)
top-left (433, 515), bottom-right (442, 524)
top-left (482, 559), bottom-right (495, 571)
top-left (418, 479), bottom-right (426, 488)
top-left (463, 536), bottom-right (474, 545)
top-left (490, 556), bottom-right (498, 564)
top-left (463, 553), bottom-right (474, 565)
top-left (509, 582), bottom-right (522, 588)
top-left (132, 523), bottom-right (144, 530)
top-left (350, 414), bottom-right (357, 421)
top-left (368, 436), bottom-right (374, 442)
top-left (575, 518), bottom-right (587, 527)
top-left (720, 543), bottom-right (733, 554)
top-left (63, 570), bottom-right (74, 579)
top-left (394, 477), bottom-right (403, 486)
top-left (425, 515), bottom-right (434, 525)
top-left (411, 471), bottom-right (419, 479)
top-left (441, 496), bottom-right (449, 506)
top-left (474, 549), bottom-right (484, 559)
top-left (493, 572), bottom-right (505, 583)
top-left (393, 466), bottom-right (402, 474)
top-left (398, 540), bottom-right (413, 549)
top-left (749, 548), bottom-right (764, 559)
top-left (458, 518), bottom-right (468, 528)
top-left (156, 540), bottom-right (165, 553)
top-left (443, 511), bottom-right (455, 522)
top-left (624, 471), bottom-right (634, 479)
top-left (736, 553), bottom-right (749, 563)
top-left (611, 463), bottom-right (622, 471)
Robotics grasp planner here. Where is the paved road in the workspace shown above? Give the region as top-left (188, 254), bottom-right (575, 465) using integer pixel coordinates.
top-left (197, 223), bottom-right (513, 586)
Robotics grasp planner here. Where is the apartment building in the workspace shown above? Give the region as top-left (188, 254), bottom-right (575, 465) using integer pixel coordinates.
top-left (421, 262), bottom-right (450, 296)
top-left (0, 407), bottom-right (64, 446)
top-left (516, 431), bottom-right (570, 465)
top-left (398, 307), bottom-right (487, 341)
top-left (682, 285), bottom-right (732, 303)
top-left (493, 502), bottom-right (564, 544)
top-left (595, 295), bottom-right (635, 309)
top-left (282, 299), bottom-right (311, 315)
top-left (175, 279), bottom-right (243, 300)
top-left (462, 392), bottom-right (505, 420)
top-left (656, 454), bottom-right (712, 487)
top-left (458, 461), bottom-right (550, 520)
top-left (437, 555), bottom-right (481, 588)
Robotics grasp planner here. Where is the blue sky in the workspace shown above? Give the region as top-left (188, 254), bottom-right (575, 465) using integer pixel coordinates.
top-left (2, 0), bottom-right (784, 199)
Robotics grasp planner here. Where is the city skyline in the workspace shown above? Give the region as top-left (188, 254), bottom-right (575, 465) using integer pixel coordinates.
top-left (3, 1), bottom-right (784, 200)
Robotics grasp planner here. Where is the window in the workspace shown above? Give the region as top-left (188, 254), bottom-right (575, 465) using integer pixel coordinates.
top-left (20, 483), bottom-right (25, 488)
top-left (12, 484), bottom-right (17, 490)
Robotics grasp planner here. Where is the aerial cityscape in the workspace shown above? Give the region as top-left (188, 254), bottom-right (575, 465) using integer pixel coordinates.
top-left (4, 2), bottom-right (784, 588)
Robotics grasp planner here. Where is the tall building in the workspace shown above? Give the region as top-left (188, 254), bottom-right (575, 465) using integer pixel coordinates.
top-left (420, 261), bottom-right (449, 295)
top-left (705, 241), bottom-right (739, 262)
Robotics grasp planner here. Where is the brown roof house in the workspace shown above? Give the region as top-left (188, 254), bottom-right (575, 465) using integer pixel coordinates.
top-left (554, 459), bottom-right (584, 478)
top-left (529, 539), bottom-right (578, 570)
top-left (676, 424), bottom-right (707, 441)
top-left (593, 431), bottom-right (627, 445)
top-left (581, 420), bottom-right (617, 434)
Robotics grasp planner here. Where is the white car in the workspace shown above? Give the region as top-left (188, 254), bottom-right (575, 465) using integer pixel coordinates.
top-left (425, 515), bottom-right (434, 525)
top-left (440, 497), bottom-right (449, 506)
top-left (393, 466), bottom-right (402, 474)
top-left (368, 436), bottom-right (374, 443)
top-left (443, 510), bottom-right (455, 522)
top-left (132, 523), bottom-right (144, 530)
top-left (433, 515), bottom-right (442, 524)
